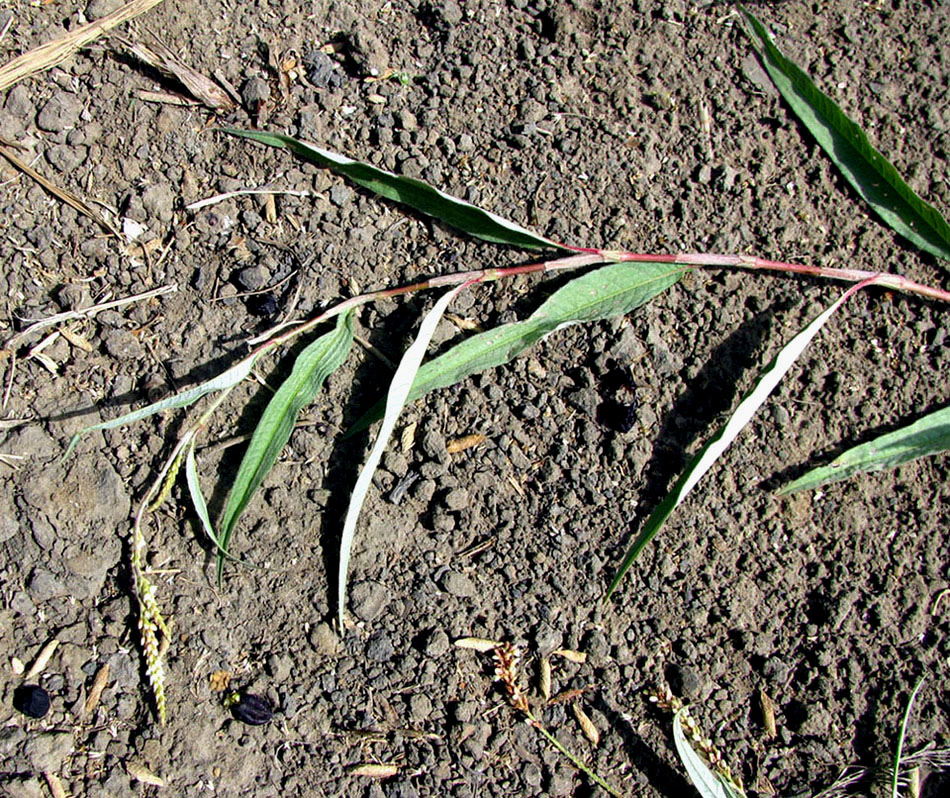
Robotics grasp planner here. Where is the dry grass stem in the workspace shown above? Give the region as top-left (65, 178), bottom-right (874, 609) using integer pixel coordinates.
top-left (185, 188), bottom-right (312, 212)
top-left (759, 688), bottom-right (777, 738)
top-left (0, 145), bottom-right (119, 235)
top-left (5, 284), bottom-right (176, 350)
top-left (0, 0), bottom-right (166, 92)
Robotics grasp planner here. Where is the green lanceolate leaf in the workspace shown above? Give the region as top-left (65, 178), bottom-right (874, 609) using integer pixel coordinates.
top-left (351, 261), bottom-right (687, 430)
top-left (607, 284), bottom-right (863, 600)
top-left (742, 9), bottom-right (950, 263)
top-left (779, 405), bottom-right (950, 494)
top-left (185, 439), bottom-right (221, 551)
top-left (63, 352), bottom-right (262, 460)
top-left (216, 311), bottom-right (355, 581)
top-left (219, 128), bottom-right (562, 251)
top-left (673, 710), bottom-right (746, 798)
top-left (338, 284), bottom-right (471, 630)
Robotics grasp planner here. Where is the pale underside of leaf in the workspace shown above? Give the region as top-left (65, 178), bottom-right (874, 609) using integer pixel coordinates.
top-left (742, 9), bottom-right (950, 263)
top-left (673, 710), bottom-right (744, 798)
top-left (63, 352), bottom-right (260, 459)
top-left (607, 286), bottom-right (860, 599)
top-left (779, 405), bottom-right (950, 494)
top-left (220, 128), bottom-right (561, 251)
top-left (216, 311), bottom-right (355, 580)
top-left (352, 261), bottom-right (686, 430)
top-left (338, 284), bottom-right (471, 630)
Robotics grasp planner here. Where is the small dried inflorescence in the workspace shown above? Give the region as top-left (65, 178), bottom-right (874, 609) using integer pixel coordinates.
top-left (649, 681), bottom-right (745, 795)
top-left (493, 642), bottom-right (531, 715)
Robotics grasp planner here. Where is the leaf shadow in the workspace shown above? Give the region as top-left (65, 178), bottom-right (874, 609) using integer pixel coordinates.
top-left (609, 300), bottom-right (788, 565)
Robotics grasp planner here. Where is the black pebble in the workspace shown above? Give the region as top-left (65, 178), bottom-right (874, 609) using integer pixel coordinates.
top-left (230, 693), bottom-right (273, 725)
top-left (247, 293), bottom-right (278, 317)
top-left (13, 684), bottom-right (50, 719)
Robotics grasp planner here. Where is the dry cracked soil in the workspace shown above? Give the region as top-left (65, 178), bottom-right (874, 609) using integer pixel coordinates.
top-left (0, 0), bottom-right (949, 796)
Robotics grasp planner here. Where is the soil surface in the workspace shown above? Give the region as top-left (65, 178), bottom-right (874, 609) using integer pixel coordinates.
top-left (1, 1), bottom-right (948, 796)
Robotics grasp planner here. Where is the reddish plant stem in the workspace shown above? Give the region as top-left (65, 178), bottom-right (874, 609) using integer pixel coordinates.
top-left (252, 246), bottom-right (947, 358)
top-left (572, 247), bottom-right (950, 303)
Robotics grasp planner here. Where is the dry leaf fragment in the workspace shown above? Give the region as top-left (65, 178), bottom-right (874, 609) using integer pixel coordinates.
top-left (83, 664), bottom-right (110, 716)
top-left (59, 326), bottom-right (94, 352)
top-left (572, 704), bottom-right (600, 746)
top-left (539, 657), bottom-right (552, 702)
top-left (553, 648), bottom-right (587, 664)
top-left (24, 639), bottom-right (58, 680)
top-left (348, 764), bottom-right (399, 778)
top-left (548, 687), bottom-right (591, 706)
top-left (758, 689), bottom-right (777, 739)
top-left (209, 670), bottom-right (232, 692)
top-left (263, 192), bottom-right (277, 223)
top-left (444, 313), bottom-right (483, 332)
top-left (126, 761), bottom-right (165, 787)
top-left (119, 37), bottom-right (234, 111)
top-left (454, 637), bottom-right (502, 652)
top-left (400, 422), bottom-right (417, 454)
top-left (446, 434), bottom-right (486, 454)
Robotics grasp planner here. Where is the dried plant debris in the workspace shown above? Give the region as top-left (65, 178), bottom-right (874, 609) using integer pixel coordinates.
top-left (117, 36), bottom-right (235, 111)
top-left (0, 0), bottom-right (167, 91)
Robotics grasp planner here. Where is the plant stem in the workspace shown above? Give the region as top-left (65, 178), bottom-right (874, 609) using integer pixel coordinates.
top-left (526, 711), bottom-right (622, 797)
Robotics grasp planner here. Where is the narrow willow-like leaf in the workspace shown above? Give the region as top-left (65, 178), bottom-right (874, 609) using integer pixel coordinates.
top-left (606, 286), bottom-right (860, 599)
top-left (216, 311), bottom-right (355, 580)
top-left (673, 710), bottom-right (745, 798)
top-left (63, 353), bottom-right (261, 459)
top-left (779, 406), bottom-right (950, 494)
top-left (185, 439), bottom-right (220, 550)
top-left (351, 262), bottom-right (686, 430)
top-left (338, 284), bottom-right (471, 630)
top-left (220, 128), bottom-right (561, 251)
top-left (743, 9), bottom-right (950, 262)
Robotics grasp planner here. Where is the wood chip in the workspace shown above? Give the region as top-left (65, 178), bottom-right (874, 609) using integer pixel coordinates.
top-left (446, 434), bottom-right (486, 454)
top-left (43, 772), bottom-right (67, 798)
top-left (552, 648), bottom-right (587, 664)
top-left (453, 637), bottom-right (502, 652)
top-left (126, 761), bottom-right (165, 787)
top-left (0, 0), bottom-right (167, 92)
top-left (24, 639), bottom-right (58, 680)
top-left (539, 657), bottom-right (551, 702)
top-left (759, 688), bottom-right (777, 739)
top-left (348, 763), bottom-right (399, 778)
top-left (83, 663), bottom-right (110, 717)
top-left (263, 192), bottom-right (277, 223)
top-left (572, 703), bottom-right (600, 746)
